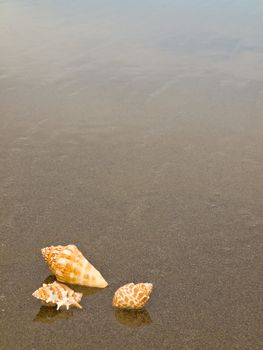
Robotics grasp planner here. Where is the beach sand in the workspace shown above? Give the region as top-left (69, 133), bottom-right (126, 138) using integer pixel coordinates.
top-left (0, 1), bottom-right (263, 349)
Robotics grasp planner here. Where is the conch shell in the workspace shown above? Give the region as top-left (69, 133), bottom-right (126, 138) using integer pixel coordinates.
top-left (32, 281), bottom-right (82, 310)
top-left (41, 244), bottom-right (108, 288)
top-left (112, 283), bottom-right (153, 309)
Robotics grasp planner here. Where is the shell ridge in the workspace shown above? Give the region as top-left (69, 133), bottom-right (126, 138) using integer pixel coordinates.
top-left (32, 281), bottom-right (83, 310)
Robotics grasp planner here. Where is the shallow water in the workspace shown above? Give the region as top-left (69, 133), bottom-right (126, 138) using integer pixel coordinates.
top-left (0, 1), bottom-right (263, 349)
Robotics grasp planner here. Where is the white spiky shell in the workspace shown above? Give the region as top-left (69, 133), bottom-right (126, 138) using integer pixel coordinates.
top-left (32, 281), bottom-right (83, 310)
top-left (112, 283), bottom-right (153, 309)
top-left (41, 244), bottom-right (108, 288)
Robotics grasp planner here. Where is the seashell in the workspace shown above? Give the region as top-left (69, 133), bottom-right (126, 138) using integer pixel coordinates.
top-left (112, 283), bottom-right (153, 309)
top-left (32, 281), bottom-right (83, 310)
top-left (41, 244), bottom-right (108, 288)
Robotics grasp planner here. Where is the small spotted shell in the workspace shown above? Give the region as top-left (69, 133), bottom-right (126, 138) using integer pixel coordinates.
top-left (41, 244), bottom-right (108, 288)
top-left (32, 281), bottom-right (83, 310)
top-left (112, 283), bottom-right (153, 309)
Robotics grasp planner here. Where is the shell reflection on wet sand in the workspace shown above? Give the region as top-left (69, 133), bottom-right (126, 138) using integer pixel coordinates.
top-left (32, 281), bottom-right (83, 310)
top-left (115, 309), bottom-right (152, 328)
top-left (41, 244), bottom-right (108, 288)
top-left (113, 283), bottom-right (153, 309)
top-left (34, 306), bottom-right (74, 323)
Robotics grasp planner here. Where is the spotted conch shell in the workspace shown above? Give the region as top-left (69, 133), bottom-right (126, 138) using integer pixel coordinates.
top-left (32, 281), bottom-right (83, 310)
top-left (41, 244), bottom-right (108, 288)
top-left (112, 283), bottom-right (153, 309)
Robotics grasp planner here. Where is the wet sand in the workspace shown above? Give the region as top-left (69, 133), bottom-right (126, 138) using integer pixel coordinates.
top-left (0, 1), bottom-right (263, 349)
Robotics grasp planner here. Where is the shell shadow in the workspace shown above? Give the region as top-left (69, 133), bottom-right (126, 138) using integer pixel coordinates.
top-left (33, 306), bottom-right (73, 323)
top-left (115, 309), bottom-right (152, 328)
top-left (42, 275), bottom-right (56, 284)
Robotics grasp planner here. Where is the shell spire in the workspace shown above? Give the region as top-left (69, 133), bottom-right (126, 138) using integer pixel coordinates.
top-left (41, 244), bottom-right (108, 288)
top-left (32, 281), bottom-right (83, 310)
top-left (112, 283), bottom-right (153, 309)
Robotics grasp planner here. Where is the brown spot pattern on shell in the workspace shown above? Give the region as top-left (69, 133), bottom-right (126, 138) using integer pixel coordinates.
top-left (112, 283), bottom-right (153, 309)
top-left (32, 281), bottom-right (83, 310)
top-left (41, 244), bottom-right (108, 288)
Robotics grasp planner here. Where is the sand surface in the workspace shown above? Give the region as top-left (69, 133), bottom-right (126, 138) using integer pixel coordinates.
top-left (0, 1), bottom-right (263, 349)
